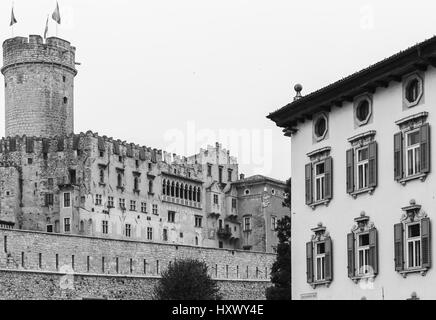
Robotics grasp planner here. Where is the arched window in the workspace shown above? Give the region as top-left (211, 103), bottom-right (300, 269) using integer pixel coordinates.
top-left (166, 180), bottom-right (170, 196)
top-left (180, 183), bottom-right (184, 199)
top-left (99, 169), bottom-right (104, 184)
top-left (184, 185), bottom-right (188, 199)
top-left (176, 182), bottom-right (180, 198)
top-left (197, 188), bottom-right (201, 202)
top-left (195, 236), bottom-right (199, 246)
top-left (193, 186), bottom-right (197, 202)
top-left (162, 179), bottom-right (166, 195)
top-left (171, 181), bottom-right (175, 197)
top-left (149, 180), bottom-right (154, 193)
top-left (189, 185), bottom-right (193, 201)
top-left (117, 174), bottom-right (122, 188)
top-left (80, 220), bottom-right (84, 233)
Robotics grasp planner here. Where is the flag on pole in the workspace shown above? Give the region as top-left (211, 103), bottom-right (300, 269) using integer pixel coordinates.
top-left (10, 6), bottom-right (18, 26)
top-left (52, 1), bottom-right (61, 24)
top-left (44, 15), bottom-right (49, 39)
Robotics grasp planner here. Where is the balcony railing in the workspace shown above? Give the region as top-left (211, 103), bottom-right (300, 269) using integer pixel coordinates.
top-left (217, 227), bottom-right (232, 239)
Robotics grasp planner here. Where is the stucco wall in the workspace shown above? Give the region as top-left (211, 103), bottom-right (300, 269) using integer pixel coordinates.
top-left (291, 66), bottom-right (436, 300)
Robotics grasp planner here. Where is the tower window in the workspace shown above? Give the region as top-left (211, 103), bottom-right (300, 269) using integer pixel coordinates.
top-left (63, 76), bottom-right (66, 83)
top-left (63, 97), bottom-right (68, 104)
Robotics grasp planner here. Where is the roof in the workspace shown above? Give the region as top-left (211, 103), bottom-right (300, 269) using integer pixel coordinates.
top-left (232, 175), bottom-right (286, 187)
top-left (267, 35), bottom-right (436, 134)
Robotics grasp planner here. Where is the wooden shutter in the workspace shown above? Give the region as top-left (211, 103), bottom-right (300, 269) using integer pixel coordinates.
top-left (368, 141), bottom-right (377, 188)
top-left (346, 149), bottom-right (354, 193)
top-left (394, 223), bottom-right (404, 272)
top-left (306, 241), bottom-right (314, 284)
top-left (421, 218), bottom-right (431, 269)
top-left (368, 228), bottom-right (378, 275)
top-left (420, 123), bottom-right (430, 174)
top-left (394, 132), bottom-right (403, 180)
top-left (324, 237), bottom-right (333, 281)
top-left (324, 157), bottom-right (333, 200)
top-left (305, 163), bottom-right (313, 205)
top-left (347, 233), bottom-right (355, 278)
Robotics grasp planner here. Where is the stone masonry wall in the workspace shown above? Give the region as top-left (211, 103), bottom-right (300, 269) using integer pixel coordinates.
top-left (0, 228), bottom-right (274, 299)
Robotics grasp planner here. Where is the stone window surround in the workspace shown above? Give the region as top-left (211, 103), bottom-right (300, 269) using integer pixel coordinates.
top-left (403, 72), bottom-right (424, 109)
top-left (306, 147), bottom-right (332, 209)
top-left (313, 112), bottom-right (329, 142)
top-left (354, 94), bottom-right (373, 127)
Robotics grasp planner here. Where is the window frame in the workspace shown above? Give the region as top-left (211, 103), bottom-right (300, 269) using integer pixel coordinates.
top-left (313, 160), bottom-right (326, 202)
top-left (356, 232), bottom-right (370, 276)
top-left (314, 241), bottom-right (326, 282)
top-left (63, 192), bottom-right (71, 208)
top-left (405, 222), bottom-right (422, 270)
top-left (243, 216), bottom-right (252, 232)
top-left (356, 146), bottom-right (369, 191)
top-left (64, 218), bottom-right (71, 233)
top-left (405, 128), bottom-right (421, 178)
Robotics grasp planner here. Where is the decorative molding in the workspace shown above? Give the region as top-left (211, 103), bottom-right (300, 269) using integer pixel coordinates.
top-left (347, 130), bottom-right (376, 144)
top-left (400, 199), bottom-right (427, 223)
top-left (351, 211), bottom-right (375, 233)
top-left (350, 187), bottom-right (375, 198)
top-left (399, 172), bottom-right (427, 185)
top-left (395, 111), bottom-right (428, 130)
top-left (310, 223), bottom-right (330, 242)
top-left (310, 199), bottom-right (330, 210)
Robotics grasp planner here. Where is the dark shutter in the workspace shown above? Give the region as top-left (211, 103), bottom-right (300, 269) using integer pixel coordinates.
top-left (394, 223), bottom-right (404, 272)
top-left (420, 123), bottom-right (430, 174)
top-left (368, 228), bottom-right (378, 275)
top-left (305, 163), bottom-right (313, 205)
top-left (306, 242), bottom-right (314, 284)
top-left (26, 137), bottom-right (34, 153)
top-left (421, 218), bottom-right (431, 269)
top-left (346, 149), bottom-right (354, 193)
top-left (324, 237), bottom-right (333, 281)
top-left (394, 132), bottom-right (403, 180)
top-left (324, 157), bottom-right (333, 200)
top-left (347, 233), bottom-right (355, 278)
top-left (368, 141), bottom-right (377, 188)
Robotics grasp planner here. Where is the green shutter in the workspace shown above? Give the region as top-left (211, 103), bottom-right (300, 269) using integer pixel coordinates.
top-left (306, 241), bottom-right (314, 284)
top-left (394, 132), bottom-right (403, 181)
top-left (346, 149), bottom-right (354, 194)
top-left (420, 124), bottom-right (430, 174)
top-left (421, 218), bottom-right (431, 269)
top-left (324, 157), bottom-right (333, 200)
top-left (368, 142), bottom-right (377, 188)
top-left (305, 163), bottom-right (313, 205)
top-left (394, 223), bottom-right (404, 272)
top-left (347, 233), bottom-right (355, 278)
top-left (368, 228), bottom-right (378, 275)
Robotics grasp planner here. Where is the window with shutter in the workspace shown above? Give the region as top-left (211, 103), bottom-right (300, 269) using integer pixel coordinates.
top-left (420, 124), bottom-right (430, 174)
top-left (306, 242), bottom-right (314, 284)
top-left (306, 148), bottom-right (333, 208)
top-left (347, 233), bottom-right (355, 278)
top-left (346, 149), bottom-right (354, 194)
top-left (394, 132), bottom-right (403, 181)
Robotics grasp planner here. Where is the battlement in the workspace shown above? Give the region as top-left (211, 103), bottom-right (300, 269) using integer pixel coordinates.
top-left (2, 35), bottom-right (77, 75)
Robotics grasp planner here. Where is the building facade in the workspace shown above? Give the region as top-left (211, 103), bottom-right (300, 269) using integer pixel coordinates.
top-left (0, 35), bottom-right (288, 254)
top-left (268, 37), bottom-right (436, 299)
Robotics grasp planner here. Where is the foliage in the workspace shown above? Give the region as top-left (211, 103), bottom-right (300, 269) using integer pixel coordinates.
top-left (153, 258), bottom-right (222, 300)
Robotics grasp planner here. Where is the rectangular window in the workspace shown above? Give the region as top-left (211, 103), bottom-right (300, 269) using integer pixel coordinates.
top-left (130, 200), bottom-right (136, 211)
top-left (64, 218), bottom-right (71, 233)
top-left (315, 242), bottom-right (326, 281)
top-left (46, 225), bottom-right (53, 233)
top-left (218, 166), bottom-right (223, 183)
top-left (195, 215), bottom-right (202, 228)
top-left (207, 164), bottom-right (212, 177)
top-left (314, 162), bottom-right (325, 202)
top-left (147, 227), bottom-right (153, 240)
top-left (119, 198), bottom-right (125, 210)
top-left (243, 217), bottom-right (251, 232)
top-left (125, 224), bottom-right (131, 238)
top-left (406, 130), bottom-right (421, 177)
top-left (406, 223), bottom-right (421, 269)
top-left (63, 192), bottom-right (71, 208)
top-left (108, 196), bottom-right (114, 208)
top-left (163, 229), bottom-right (168, 241)
top-left (95, 194), bottom-right (102, 206)
top-left (213, 194), bottom-right (219, 205)
top-left (357, 233), bottom-right (370, 275)
top-left (168, 211), bottom-right (176, 223)
top-left (356, 147), bottom-right (369, 190)
top-left (45, 193), bottom-right (54, 206)
top-left (102, 221), bottom-right (108, 234)
top-left (271, 216), bottom-right (277, 231)
top-left (152, 204), bottom-right (158, 215)
top-left (232, 198), bottom-right (237, 210)
top-left (141, 202), bottom-right (147, 213)
top-left (99, 169), bottom-right (105, 184)
top-left (228, 169), bottom-right (232, 182)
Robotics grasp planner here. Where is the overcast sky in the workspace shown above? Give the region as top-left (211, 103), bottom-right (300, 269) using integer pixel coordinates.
top-left (1, 0), bottom-right (436, 180)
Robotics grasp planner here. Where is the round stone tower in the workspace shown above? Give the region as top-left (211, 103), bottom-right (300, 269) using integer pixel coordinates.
top-left (1, 35), bottom-right (77, 137)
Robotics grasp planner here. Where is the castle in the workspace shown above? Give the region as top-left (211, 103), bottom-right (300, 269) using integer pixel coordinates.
top-left (0, 35), bottom-right (287, 299)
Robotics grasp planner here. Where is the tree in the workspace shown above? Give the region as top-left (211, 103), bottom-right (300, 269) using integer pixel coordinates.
top-left (266, 178), bottom-right (291, 300)
top-left (153, 258), bottom-right (222, 300)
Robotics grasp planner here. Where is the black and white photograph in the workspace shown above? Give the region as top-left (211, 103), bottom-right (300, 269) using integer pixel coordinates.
top-left (0, 0), bottom-right (435, 310)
